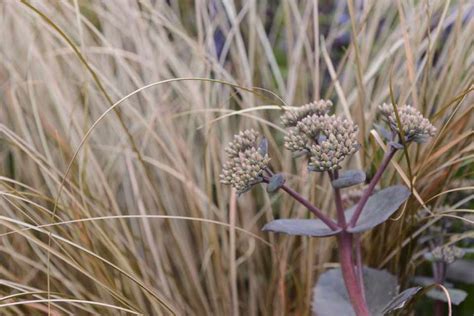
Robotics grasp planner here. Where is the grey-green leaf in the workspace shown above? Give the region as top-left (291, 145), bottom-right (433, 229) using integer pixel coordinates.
top-left (332, 170), bottom-right (366, 189)
top-left (447, 260), bottom-right (474, 284)
top-left (381, 287), bottom-right (422, 314)
top-left (312, 267), bottom-right (398, 316)
top-left (346, 185), bottom-right (411, 233)
top-left (413, 276), bottom-right (453, 288)
top-left (262, 219), bottom-right (341, 237)
top-left (425, 287), bottom-right (467, 305)
top-left (412, 277), bottom-right (468, 305)
top-left (267, 174), bottom-right (285, 193)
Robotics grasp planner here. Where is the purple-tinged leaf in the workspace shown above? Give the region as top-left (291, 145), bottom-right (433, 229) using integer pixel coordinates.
top-left (267, 174), bottom-right (285, 193)
top-left (426, 287), bottom-right (467, 305)
top-left (446, 260), bottom-right (474, 284)
top-left (332, 170), bottom-right (366, 189)
top-left (262, 219), bottom-right (341, 237)
top-left (412, 276), bottom-right (468, 305)
top-left (312, 267), bottom-right (398, 316)
top-left (346, 185), bottom-right (411, 233)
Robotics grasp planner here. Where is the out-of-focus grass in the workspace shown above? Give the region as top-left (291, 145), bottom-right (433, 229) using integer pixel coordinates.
top-left (0, 0), bottom-right (472, 315)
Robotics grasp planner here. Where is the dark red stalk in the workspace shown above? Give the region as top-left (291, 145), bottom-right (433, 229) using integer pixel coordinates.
top-left (280, 184), bottom-right (339, 231)
top-left (332, 170), bottom-right (369, 315)
top-left (261, 174), bottom-right (339, 230)
top-left (433, 261), bottom-right (446, 316)
top-left (354, 234), bottom-right (366, 300)
top-left (338, 232), bottom-right (370, 316)
top-left (332, 170), bottom-right (347, 228)
top-left (349, 147), bottom-right (398, 228)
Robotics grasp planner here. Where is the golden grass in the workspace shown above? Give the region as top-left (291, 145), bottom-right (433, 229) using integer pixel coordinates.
top-left (0, 0), bottom-right (472, 314)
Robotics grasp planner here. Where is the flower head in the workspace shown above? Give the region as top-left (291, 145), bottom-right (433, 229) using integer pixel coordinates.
top-left (283, 111), bottom-right (359, 172)
top-left (431, 245), bottom-right (464, 264)
top-left (224, 129), bottom-right (259, 158)
top-left (306, 115), bottom-right (359, 171)
top-left (220, 129), bottom-right (270, 194)
top-left (281, 99), bottom-right (332, 127)
top-left (378, 103), bottom-right (436, 143)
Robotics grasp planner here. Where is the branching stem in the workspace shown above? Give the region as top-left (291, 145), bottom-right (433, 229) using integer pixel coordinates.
top-left (279, 184), bottom-right (339, 230)
top-left (262, 173), bottom-right (338, 230)
top-left (331, 170), bottom-right (369, 315)
top-left (349, 146), bottom-right (398, 227)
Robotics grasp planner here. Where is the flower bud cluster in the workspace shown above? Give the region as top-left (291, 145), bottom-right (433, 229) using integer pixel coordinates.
top-left (431, 245), bottom-right (465, 264)
top-left (220, 129), bottom-right (270, 194)
top-left (306, 115), bottom-right (359, 171)
top-left (378, 103), bottom-right (436, 143)
top-left (281, 99), bottom-right (332, 127)
top-left (282, 101), bottom-right (359, 172)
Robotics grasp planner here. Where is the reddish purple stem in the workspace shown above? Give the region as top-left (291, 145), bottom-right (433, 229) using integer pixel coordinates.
top-left (354, 234), bottom-right (366, 301)
top-left (338, 232), bottom-right (370, 316)
top-left (332, 170), bottom-right (369, 315)
top-left (280, 184), bottom-right (339, 231)
top-left (348, 147), bottom-right (398, 228)
top-left (332, 170), bottom-right (347, 228)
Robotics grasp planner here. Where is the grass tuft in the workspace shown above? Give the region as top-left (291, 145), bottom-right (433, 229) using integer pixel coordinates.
top-left (0, 1), bottom-right (472, 314)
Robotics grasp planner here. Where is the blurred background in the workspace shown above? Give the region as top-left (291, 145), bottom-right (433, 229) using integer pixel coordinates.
top-left (0, 0), bottom-right (472, 315)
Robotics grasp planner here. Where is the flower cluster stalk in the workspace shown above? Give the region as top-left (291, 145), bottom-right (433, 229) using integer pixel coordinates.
top-left (331, 170), bottom-right (347, 227)
top-left (338, 232), bottom-right (370, 316)
top-left (348, 146), bottom-right (398, 228)
top-left (433, 261), bottom-right (445, 316)
top-left (354, 234), bottom-right (366, 302)
top-left (332, 170), bottom-right (369, 315)
top-left (272, 170), bottom-right (371, 314)
top-left (334, 147), bottom-right (399, 315)
top-left (263, 176), bottom-right (339, 231)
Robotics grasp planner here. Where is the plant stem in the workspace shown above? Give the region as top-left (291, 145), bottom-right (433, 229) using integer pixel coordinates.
top-left (332, 170), bottom-right (368, 314)
top-left (332, 170), bottom-right (347, 228)
top-left (354, 234), bottom-right (366, 301)
top-left (279, 183), bottom-right (340, 231)
top-left (349, 146), bottom-right (398, 228)
top-left (433, 261), bottom-right (446, 316)
top-left (434, 302), bottom-right (444, 316)
top-left (338, 232), bottom-right (370, 316)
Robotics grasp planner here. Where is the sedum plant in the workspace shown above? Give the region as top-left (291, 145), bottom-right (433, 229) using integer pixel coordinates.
top-left (220, 100), bottom-right (437, 316)
top-left (413, 217), bottom-right (473, 314)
